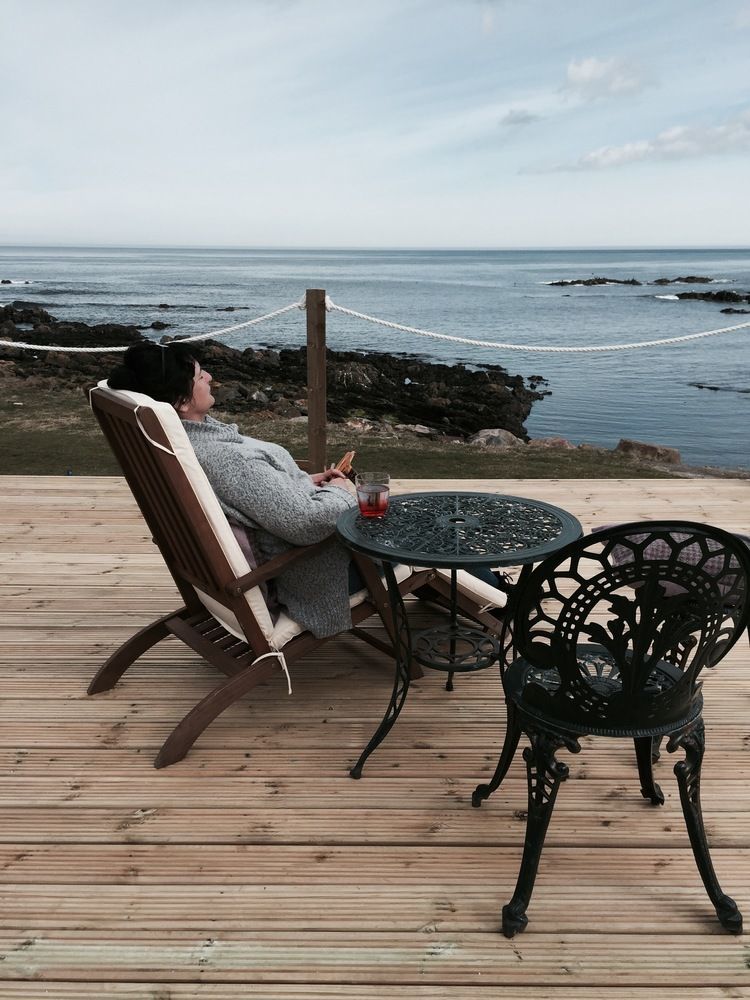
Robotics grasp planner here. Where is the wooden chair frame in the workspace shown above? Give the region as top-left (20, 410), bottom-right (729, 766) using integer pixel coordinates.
top-left (88, 386), bottom-right (449, 768)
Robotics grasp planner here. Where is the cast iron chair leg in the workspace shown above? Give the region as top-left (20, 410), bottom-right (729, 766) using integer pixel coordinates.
top-left (634, 736), bottom-right (665, 805)
top-left (501, 729), bottom-right (574, 938)
top-left (651, 735), bottom-right (663, 763)
top-left (669, 720), bottom-right (743, 934)
top-left (472, 700), bottom-right (522, 807)
top-left (87, 612), bottom-right (174, 694)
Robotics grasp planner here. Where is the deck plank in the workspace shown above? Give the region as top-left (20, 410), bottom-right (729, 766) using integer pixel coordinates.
top-left (1, 476), bottom-right (749, 993)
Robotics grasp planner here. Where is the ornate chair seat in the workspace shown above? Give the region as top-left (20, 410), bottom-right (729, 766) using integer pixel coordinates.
top-left (505, 645), bottom-right (703, 738)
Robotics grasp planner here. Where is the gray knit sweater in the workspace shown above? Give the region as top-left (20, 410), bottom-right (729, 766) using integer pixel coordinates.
top-left (183, 416), bottom-right (358, 638)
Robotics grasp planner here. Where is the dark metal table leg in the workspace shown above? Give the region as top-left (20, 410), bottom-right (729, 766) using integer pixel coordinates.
top-left (350, 562), bottom-right (412, 779)
top-left (445, 569), bottom-right (458, 692)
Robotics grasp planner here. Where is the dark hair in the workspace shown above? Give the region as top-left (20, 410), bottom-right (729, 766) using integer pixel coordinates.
top-left (108, 341), bottom-right (199, 407)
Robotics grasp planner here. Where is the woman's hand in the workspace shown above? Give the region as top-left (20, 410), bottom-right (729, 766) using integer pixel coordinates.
top-left (310, 468), bottom-right (348, 486)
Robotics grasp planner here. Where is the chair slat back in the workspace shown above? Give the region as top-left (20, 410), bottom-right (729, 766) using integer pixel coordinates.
top-left (90, 384), bottom-right (275, 647)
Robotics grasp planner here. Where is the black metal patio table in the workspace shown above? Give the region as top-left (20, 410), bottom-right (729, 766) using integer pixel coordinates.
top-left (336, 491), bottom-right (582, 778)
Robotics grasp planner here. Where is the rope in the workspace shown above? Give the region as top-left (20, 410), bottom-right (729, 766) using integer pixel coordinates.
top-left (325, 298), bottom-right (750, 353)
top-left (0, 298), bottom-right (305, 353)
top-left (2, 292), bottom-right (749, 355)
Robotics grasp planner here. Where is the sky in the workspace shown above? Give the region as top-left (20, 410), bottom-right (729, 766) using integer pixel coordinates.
top-left (1, 0), bottom-right (749, 248)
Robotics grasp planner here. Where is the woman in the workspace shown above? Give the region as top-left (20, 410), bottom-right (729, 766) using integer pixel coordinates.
top-left (109, 341), bottom-right (358, 638)
top-left (108, 341), bottom-right (507, 638)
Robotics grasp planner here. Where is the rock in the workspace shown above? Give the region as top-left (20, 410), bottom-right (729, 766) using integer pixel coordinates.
top-left (548, 277), bottom-right (641, 287)
top-left (250, 389), bottom-right (270, 405)
top-left (158, 303), bottom-right (171, 309)
top-left (395, 423), bottom-right (433, 437)
top-left (217, 306), bottom-right (236, 312)
top-left (150, 320), bottom-right (171, 330)
top-left (344, 418), bottom-right (375, 432)
top-left (651, 276), bottom-right (714, 284)
top-left (333, 362), bottom-right (379, 390)
top-left (527, 436), bottom-right (575, 450)
top-left (210, 385), bottom-right (242, 407)
top-left (8, 301), bottom-right (55, 323)
top-left (272, 399), bottom-right (301, 417)
top-left (1, 279), bottom-right (11, 284)
top-left (467, 428), bottom-right (525, 449)
top-left (615, 438), bottom-right (681, 464)
top-left (676, 290), bottom-right (750, 304)
top-left (682, 276), bottom-right (713, 283)
top-left (720, 307), bottom-right (750, 314)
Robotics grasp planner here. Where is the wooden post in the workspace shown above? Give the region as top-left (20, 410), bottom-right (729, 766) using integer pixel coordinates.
top-left (306, 288), bottom-right (327, 471)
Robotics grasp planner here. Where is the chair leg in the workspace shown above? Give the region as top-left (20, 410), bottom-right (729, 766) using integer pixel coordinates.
top-left (154, 654), bottom-right (285, 768)
top-left (87, 612), bottom-right (175, 694)
top-left (634, 736), bottom-right (665, 805)
top-left (501, 728), bottom-right (573, 938)
top-left (669, 719), bottom-right (742, 934)
top-left (472, 700), bottom-right (522, 807)
top-left (651, 735), bottom-right (663, 763)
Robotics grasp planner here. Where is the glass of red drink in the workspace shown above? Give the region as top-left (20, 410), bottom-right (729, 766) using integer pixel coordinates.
top-left (355, 472), bottom-right (390, 518)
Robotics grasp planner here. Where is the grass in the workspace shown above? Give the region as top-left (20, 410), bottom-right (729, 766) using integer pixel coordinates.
top-left (0, 379), bottom-right (685, 479)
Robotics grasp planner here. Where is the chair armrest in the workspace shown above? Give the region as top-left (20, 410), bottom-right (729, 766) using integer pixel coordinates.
top-left (226, 537), bottom-right (335, 596)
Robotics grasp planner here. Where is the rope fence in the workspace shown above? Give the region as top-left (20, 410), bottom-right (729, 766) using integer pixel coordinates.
top-left (0, 299), bottom-right (306, 353)
top-left (324, 298), bottom-right (750, 354)
top-left (1, 293), bottom-right (748, 355)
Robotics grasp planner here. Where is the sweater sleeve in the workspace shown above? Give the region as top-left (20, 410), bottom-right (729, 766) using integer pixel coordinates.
top-left (208, 444), bottom-right (357, 545)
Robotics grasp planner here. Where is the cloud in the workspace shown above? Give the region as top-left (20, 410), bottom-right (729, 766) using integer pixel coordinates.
top-left (735, 3), bottom-right (750, 27)
top-left (565, 56), bottom-right (648, 100)
top-left (548, 110), bottom-right (750, 170)
top-left (478, 0), bottom-right (511, 35)
top-left (500, 108), bottom-right (539, 126)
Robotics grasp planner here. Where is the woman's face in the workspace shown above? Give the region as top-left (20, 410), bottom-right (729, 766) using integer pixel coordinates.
top-left (176, 361), bottom-right (215, 422)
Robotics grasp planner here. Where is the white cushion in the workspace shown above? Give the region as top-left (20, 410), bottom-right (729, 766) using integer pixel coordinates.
top-left (97, 382), bottom-right (417, 649)
top-left (195, 563), bottom-right (414, 648)
top-left (348, 563), bottom-right (413, 608)
top-left (434, 568), bottom-right (508, 612)
top-left (97, 381), bottom-right (276, 641)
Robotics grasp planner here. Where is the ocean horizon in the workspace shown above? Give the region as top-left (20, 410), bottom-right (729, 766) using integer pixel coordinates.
top-left (1, 244), bottom-right (749, 470)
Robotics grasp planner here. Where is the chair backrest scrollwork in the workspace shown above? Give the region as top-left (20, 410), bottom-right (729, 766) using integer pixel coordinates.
top-left (514, 522), bottom-right (750, 731)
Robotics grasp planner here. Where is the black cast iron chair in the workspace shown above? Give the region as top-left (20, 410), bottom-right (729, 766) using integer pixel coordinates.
top-left (599, 524), bottom-right (750, 763)
top-left (472, 521), bottom-right (750, 938)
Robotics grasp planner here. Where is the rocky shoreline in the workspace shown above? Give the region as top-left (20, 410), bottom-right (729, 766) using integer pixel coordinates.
top-left (2, 300), bottom-right (747, 479)
top-left (0, 301), bottom-right (548, 440)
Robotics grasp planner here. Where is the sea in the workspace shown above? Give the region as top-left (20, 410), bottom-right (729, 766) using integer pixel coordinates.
top-left (1, 245), bottom-right (749, 470)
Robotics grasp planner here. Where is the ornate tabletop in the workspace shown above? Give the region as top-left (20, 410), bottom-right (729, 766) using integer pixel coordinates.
top-left (337, 492), bottom-right (583, 779)
top-left (336, 491), bottom-right (582, 568)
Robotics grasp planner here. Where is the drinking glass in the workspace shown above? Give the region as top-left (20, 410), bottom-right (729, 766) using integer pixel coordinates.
top-left (355, 472), bottom-right (390, 518)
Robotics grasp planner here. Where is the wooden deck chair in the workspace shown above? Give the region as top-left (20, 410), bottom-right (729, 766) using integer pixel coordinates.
top-left (88, 384), bottom-right (506, 768)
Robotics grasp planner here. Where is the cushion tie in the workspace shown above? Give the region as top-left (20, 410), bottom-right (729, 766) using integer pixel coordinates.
top-left (252, 650), bottom-right (292, 695)
top-left (133, 406), bottom-right (177, 457)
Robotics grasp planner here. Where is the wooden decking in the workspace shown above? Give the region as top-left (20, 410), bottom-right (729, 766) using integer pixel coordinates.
top-left (1, 475), bottom-right (749, 998)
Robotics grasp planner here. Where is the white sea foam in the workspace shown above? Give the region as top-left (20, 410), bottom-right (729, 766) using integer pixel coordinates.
top-left (0, 279), bottom-right (33, 285)
top-left (655, 294), bottom-right (679, 301)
